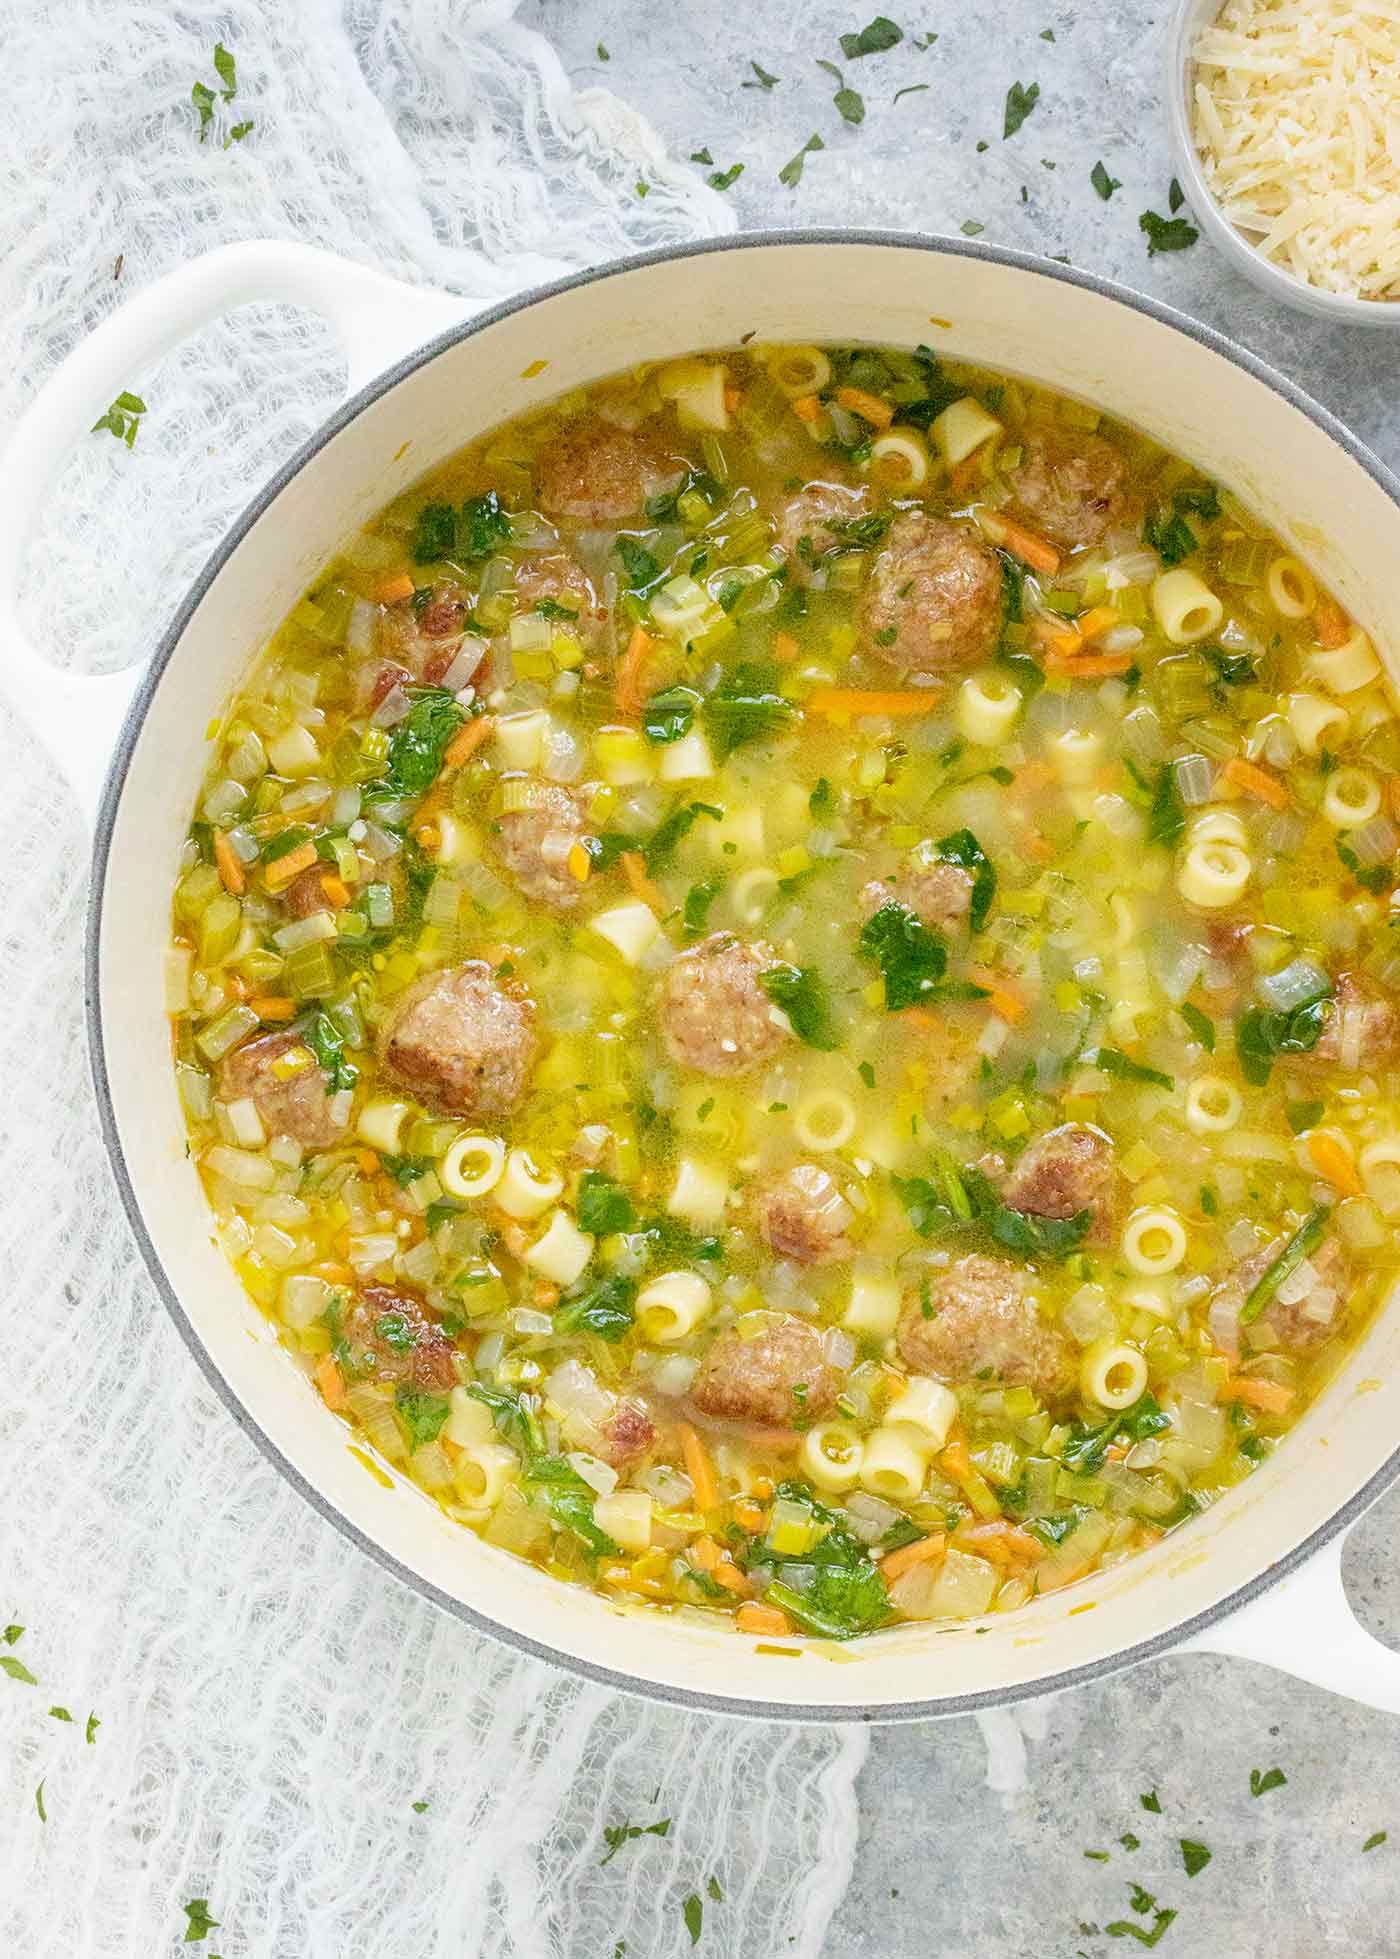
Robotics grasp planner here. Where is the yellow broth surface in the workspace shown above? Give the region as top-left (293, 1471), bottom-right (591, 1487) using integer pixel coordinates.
top-left (169, 342), bottom-right (1400, 1638)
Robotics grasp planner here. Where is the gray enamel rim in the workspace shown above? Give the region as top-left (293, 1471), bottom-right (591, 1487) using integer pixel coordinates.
top-left (86, 229), bottom-right (1400, 1724)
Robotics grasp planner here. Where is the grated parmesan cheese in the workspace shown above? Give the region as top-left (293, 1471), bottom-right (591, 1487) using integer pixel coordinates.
top-left (1191, 0), bottom-right (1400, 300)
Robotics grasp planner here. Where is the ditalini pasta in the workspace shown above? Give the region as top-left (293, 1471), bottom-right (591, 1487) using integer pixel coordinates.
top-left (170, 340), bottom-right (1400, 1642)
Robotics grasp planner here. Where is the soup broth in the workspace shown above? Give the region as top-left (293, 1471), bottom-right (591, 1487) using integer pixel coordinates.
top-left (168, 342), bottom-right (1400, 1638)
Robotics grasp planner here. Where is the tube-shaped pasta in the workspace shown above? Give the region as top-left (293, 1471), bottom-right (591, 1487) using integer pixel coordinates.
top-left (868, 429), bottom-right (930, 489)
top-left (763, 344), bottom-right (832, 398)
top-left (1286, 690), bottom-right (1350, 758)
top-left (1119, 1280), bottom-right (1175, 1321)
top-left (730, 866), bottom-right (781, 926)
top-left (799, 1421), bottom-right (866, 1493)
top-left (1265, 554), bottom-right (1316, 620)
top-left (356, 1098), bottom-right (415, 1155)
top-left (494, 1148), bottom-right (564, 1220)
top-left (593, 1488), bottom-right (654, 1552)
top-left (1359, 1136), bottom-right (1400, 1176)
top-left (1049, 727), bottom-right (1104, 786)
top-left (1184, 1075), bottom-right (1243, 1134)
top-left (885, 1375), bottom-right (959, 1451)
top-left (1121, 1206), bottom-right (1188, 1275)
top-left (451, 1440), bottom-right (518, 1510)
top-left (1187, 807), bottom-right (1246, 849)
top-left (792, 1088), bottom-right (857, 1153)
top-left (668, 1155), bottom-right (729, 1226)
top-left (932, 396), bottom-right (1003, 465)
top-left (446, 1385), bottom-right (497, 1450)
top-left (1307, 629), bottom-right (1381, 696)
top-left (440, 1133), bottom-right (506, 1200)
top-left (1151, 567), bottom-right (1224, 645)
top-left (843, 1268), bottom-right (901, 1336)
top-left (636, 1270), bottom-right (713, 1343)
top-left (956, 672), bottom-right (1022, 746)
top-left (526, 1210), bottom-right (595, 1285)
top-left (1321, 766), bottom-right (1382, 830)
top-left (1176, 839), bottom-right (1250, 908)
top-left (1079, 1339), bottom-right (1149, 1411)
top-left (858, 1426), bottom-right (929, 1503)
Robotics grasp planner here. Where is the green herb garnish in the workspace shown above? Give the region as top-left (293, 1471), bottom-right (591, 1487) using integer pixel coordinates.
top-left (760, 963), bottom-right (838, 1049)
top-left (395, 1388), bottom-right (451, 1451)
top-left (1091, 161), bottom-right (1121, 200)
top-left (1235, 992), bottom-right (1330, 1087)
top-left (1093, 1047), bottom-right (1174, 1091)
top-left (1180, 1839), bottom-right (1211, 1878)
top-left (182, 1899), bottom-right (221, 1943)
top-left (1003, 80), bottom-right (1040, 138)
top-left (840, 15), bottom-right (903, 56)
top-left (306, 1011), bottom-right (358, 1091)
top-left (1140, 208), bottom-right (1199, 255)
top-left (91, 391), bottom-right (148, 449)
top-left (600, 1816), bottom-right (672, 1865)
top-left (779, 132), bottom-right (826, 187)
top-left (380, 688), bottom-right (467, 799)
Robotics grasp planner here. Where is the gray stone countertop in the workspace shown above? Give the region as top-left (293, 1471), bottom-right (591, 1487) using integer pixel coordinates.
top-left (522, 4), bottom-right (1400, 1951)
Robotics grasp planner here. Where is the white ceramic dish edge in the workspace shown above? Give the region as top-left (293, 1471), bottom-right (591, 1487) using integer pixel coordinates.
top-left (4, 235), bottom-right (1400, 1719)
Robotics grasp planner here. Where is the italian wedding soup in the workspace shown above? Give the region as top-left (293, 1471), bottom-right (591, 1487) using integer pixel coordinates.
top-left (169, 342), bottom-right (1400, 1639)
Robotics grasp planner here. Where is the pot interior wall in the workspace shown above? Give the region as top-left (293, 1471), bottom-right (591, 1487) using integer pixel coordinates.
top-left (95, 239), bottom-right (1400, 1713)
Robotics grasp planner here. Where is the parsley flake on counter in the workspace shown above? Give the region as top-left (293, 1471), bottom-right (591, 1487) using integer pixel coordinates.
top-left (1168, 176), bottom-right (1186, 213)
top-left (1040, 25), bottom-right (1056, 37)
top-left (744, 59), bottom-right (781, 88)
top-left (1364, 1830), bottom-right (1388, 1851)
top-left (1250, 1765), bottom-right (1287, 1797)
top-left (412, 1798), bottom-right (430, 1813)
top-left (1003, 79), bottom-right (1040, 138)
top-left (635, 180), bottom-right (650, 198)
top-left (840, 15), bottom-right (903, 56)
top-left (707, 1875), bottom-right (723, 1902)
top-left (91, 391), bottom-right (148, 449)
top-left (1140, 1789), bottom-right (1163, 1813)
top-left (683, 1892), bottom-right (704, 1944)
top-left (35, 1780), bottom-right (46, 1824)
top-left (1107, 1904), bottom-right (1177, 1947)
top-left (1140, 208), bottom-right (1199, 255)
top-left (3, 1623), bottom-right (23, 1645)
top-left (817, 61), bottom-right (866, 123)
top-left (1091, 160), bottom-right (1122, 200)
top-left (894, 83), bottom-right (929, 101)
top-left (1179, 1838), bottom-right (1212, 1877)
top-left (600, 1816), bottom-right (672, 1864)
top-left (961, 219), bottom-right (985, 236)
top-left (182, 1898), bottom-right (221, 1943)
top-left (597, 42), bottom-right (609, 59)
top-left (86, 1713), bottom-right (101, 1745)
top-left (1084, 1849), bottom-right (1111, 1863)
top-left (779, 132), bottom-right (825, 187)
top-left (47, 1705), bottom-right (72, 1722)
top-left (1, 1653), bottom-right (37, 1685)
top-left (709, 162), bottom-right (745, 190)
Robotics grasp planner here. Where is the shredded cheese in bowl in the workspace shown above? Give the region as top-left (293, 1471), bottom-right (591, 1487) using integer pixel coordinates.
top-left (1191, 0), bottom-right (1400, 302)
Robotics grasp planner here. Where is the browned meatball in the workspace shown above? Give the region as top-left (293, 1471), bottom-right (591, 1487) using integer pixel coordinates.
top-left (376, 962), bottom-right (537, 1118)
top-left (859, 860), bottom-right (973, 930)
top-left (512, 552), bottom-right (607, 647)
top-left (1311, 971), bottom-right (1400, 1072)
top-left (659, 933), bottom-right (790, 1078)
top-left (493, 781), bottom-right (591, 910)
top-left (1001, 1124), bottom-right (1117, 1225)
top-left (859, 512), bottom-right (1003, 673)
top-left (379, 580), bottom-right (477, 682)
top-left (599, 1399), bottom-right (657, 1468)
top-left (535, 416), bottom-right (686, 525)
top-left (219, 1031), bottom-right (344, 1150)
top-left (692, 1314), bottom-right (842, 1428)
top-left (773, 481), bottom-right (872, 588)
top-left (1005, 427), bottom-right (1132, 551)
top-left (1211, 1233), bottom-right (1349, 1353)
top-left (752, 1163), bottom-right (855, 1265)
top-left (342, 1286), bottom-right (458, 1391)
top-left (897, 1254), bottom-right (1072, 1396)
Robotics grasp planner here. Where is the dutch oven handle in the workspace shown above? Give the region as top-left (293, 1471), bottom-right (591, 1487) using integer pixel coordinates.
top-left (1179, 1529), bottom-right (1400, 1713)
top-left (0, 241), bottom-right (466, 826)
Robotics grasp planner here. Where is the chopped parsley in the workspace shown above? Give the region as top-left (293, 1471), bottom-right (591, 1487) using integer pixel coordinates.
top-left (1140, 1790), bottom-right (1162, 1814)
top-left (709, 162), bottom-right (745, 191)
top-left (412, 489), bottom-right (511, 564)
top-left (182, 1898), bottom-right (221, 1942)
top-left (1, 1653), bottom-right (37, 1685)
top-left (779, 133), bottom-right (826, 187)
top-left (1139, 208), bottom-right (1199, 256)
top-left (379, 688), bottom-right (467, 799)
top-left (395, 1387), bottom-right (451, 1452)
top-left (86, 1713), bottom-right (101, 1745)
top-left (703, 662), bottom-right (795, 755)
top-left (960, 219), bottom-right (985, 237)
top-left (744, 59), bottom-right (781, 88)
top-left (893, 1160), bottom-right (1091, 1261)
top-left (817, 60), bottom-right (866, 123)
top-left (1250, 1765), bottom-right (1287, 1797)
top-left (1107, 1909), bottom-right (1176, 1947)
top-left (840, 16), bottom-right (903, 56)
top-left (893, 82), bottom-right (930, 101)
top-left (306, 1011), bottom-right (359, 1091)
top-left (91, 390), bottom-right (148, 449)
top-left (34, 1780), bottom-right (46, 1824)
top-left (858, 1060), bottom-right (876, 1089)
top-left (1091, 160), bottom-right (1121, 200)
top-left (1092, 1046), bottom-right (1174, 1091)
top-left (1240, 1206), bottom-right (1332, 1325)
top-left (597, 41), bottom-right (609, 59)
top-left (380, 1153), bottom-right (432, 1190)
top-left (1003, 80), bottom-right (1041, 138)
top-left (412, 1798), bottom-right (431, 1812)
top-left (1179, 1839), bottom-right (1211, 1878)
top-left (683, 1893), bottom-right (704, 1945)
top-left (600, 1816), bottom-right (672, 1864)
top-left (467, 1382), bottom-right (544, 1457)
top-left (575, 1171), bottom-right (636, 1235)
top-left (1180, 1002), bottom-right (1215, 1052)
top-left (1169, 177), bottom-right (1186, 213)
top-left (642, 685), bottom-right (700, 744)
top-left (1364, 1831), bottom-right (1388, 1851)
top-left (1235, 991), bottom-right (1330, 1087)
top-left (760, 963), bottom-right (839, 1049)
top-left (937, 827), bottom-right (997, 931)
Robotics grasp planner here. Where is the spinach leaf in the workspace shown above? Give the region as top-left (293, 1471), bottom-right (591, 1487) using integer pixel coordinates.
top-left (305, 1011), bottom-right (358, 1090)
top-left (702, 662), bottom-right (796, 757)
top-left (395, 1387), bottom-right (451, 1451)
top-left (937, 828), bottom-right (997, 932)
top-left (1092, 1046), bottom-right (1174, 1091)
top-left (411, 492), bottom-right (510, 565)
top-left (1147, 761), bottom-right (1186, 847)
top-left (555, 1274), bottom-right (637, 1342)
top-left (644, 799), bottom-right (723, 872)
top-left (381, 1153), bottom-right (433, 1188)
top-left (467, 1382), bottom-right (544, 1456)
top-left (893, 1163), bottom-right (1090, 1261)
top-left (1235, 993), bottom-right (1330, 1087)
top-left (1336, 836), bottom-right (1393, 893)
top-left (760, 963), bottom-right (839, 1049)
top-left (754, 1481), bottom-right (890, 1637)
top-left (857, 900), bottom-right (950, 1010)
top-left (642, 685), bottom-right (700, 744)
top-left (523, 1456), bottom-right (620, 1556)
top-left (1003, 79), bottom-right (1040, 138)
top-left (615, 535), bottom-right (663, 592)
top-left (682, 876), bottom-right (725, 936)
top-left (840, 15), bottom-right (902, 57)
top-left (380, 689), bottom-right (467, 799)
top-left (1180, 1002), bottom-right (1216, 1052)
top-left (575, 1171), bottom-right (636, 1236)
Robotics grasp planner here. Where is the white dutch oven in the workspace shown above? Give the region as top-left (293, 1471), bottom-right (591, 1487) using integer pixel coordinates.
top-left (6, 234), bottom-right (1400, 1721)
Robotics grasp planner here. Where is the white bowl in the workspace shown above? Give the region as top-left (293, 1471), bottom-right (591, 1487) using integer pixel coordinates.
top-left (1168, 0), bottom-right (1400, 327)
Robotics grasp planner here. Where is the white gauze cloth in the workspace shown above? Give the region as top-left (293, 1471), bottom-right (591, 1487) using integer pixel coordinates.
top-left (0, 3), bottom-right (869, 1952)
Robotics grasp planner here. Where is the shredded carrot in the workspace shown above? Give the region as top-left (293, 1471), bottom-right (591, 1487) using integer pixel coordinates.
top-left (1306, 1130), bottom-right (1364, 1196)
top-left (1313, 594), bottom-right (1351, 649)
top-left (414, 823), bottom-right (441, 851)
top-left (955, 1520), bottom-right (1046, 1564)
top-left (724, 384), bottom-right (744, 414)
top-left (1224, 1375), bottom-right (1296, 1414)
top-left (1033, 619), bottom-right (1082, 660)
top-left (732, 1497), bottom-right (766, 1533)
top-left (616, 624), bottom-right (657, 718)
top-left (1047, 652), bottom-right (1137, 679)
top-left (772, 630), bottom-right (801, 663)
top-left (970, 966), bottom-right (1027, 1023)
top-left (246, 995), bottom-right (296, 1022)
top-left (315, 1356), bottom-right (348, 1413)
top-left (806, 686), bottom-right (941, 719)
top-left (443, 712), bottom-right (495, 770)
top-left (679, 1423), bottom-right (718, 1510)
top-left (834, 385), bottom-right (894, 429)
top-left (320, 873), bottom-right (352, 908)
top-left (880, 1532), bottom-right (947, 1584)
top-left (1223, 756), bottom-right (1287, 810)
top-left (355, 1148), bottom-right (380, 1175)
top-left (691, 1539), bottom-right (751, 1596)
top-left (213, 830), bottom-right (246, 895)
top-left (736, 1602), bottom-right (793, 1636)
top-left (566, 840), bottom-right (592, 884)
top-left (790, 393), bottom-right (821, 423)
top-left (264, 839), bottom-right (318, 891)
top-left (939, 1426), bottom-right (972, 1481)
top-left (371, 571), bottom-right (416, 606)
top-left (620, 849), bottom-right (664, 912)
top-left (1074, 605), bottom-right (1120, 641)
top-left (992, 516), bottom-right (1060, 577)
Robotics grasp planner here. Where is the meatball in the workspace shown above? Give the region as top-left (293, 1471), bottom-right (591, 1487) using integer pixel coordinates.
top-left (1005, 427), bottom-right (1132, 551)
top-left (376, 961), bottom-right (537, 1118)
top-left (512, 552), bottom-right (607, 648)
top-left (599, 1399), bottom-right (657, 1469)
top-left (283, 863), bottom-right (336, 921)
top-left (752, 1163), bottom-right (855, 1265)
top-left (219, 1031), bottom-right (344, 1150)
top-left (379, 579), bottom-right (477, 681)
top-left (342, 1286), bottom-right (458, 1391)
top-left (896, 1254), bottom-right (1071, 1396)
top-left (1001, 1124), bottom-right (1117, 1226)
top-left (494, 781), bottom-right (591, 910)
top-left (859, 860), bottom-right (973, 930)
top-left (659, 933), bottom-right (790, 1078)
top-left (692, 1314), bottom-right (842, 1429)
top-left (1210, 1234), bottom-right (1350, 1353)
top-left (1311, 971), bottom-right (1400, 1072)
top-left (859, 512), bottom-right (1003, 673)
top-left (773, 481), bottom-right (872, 588)
top-left (535, 416), bottom-right (686, 525)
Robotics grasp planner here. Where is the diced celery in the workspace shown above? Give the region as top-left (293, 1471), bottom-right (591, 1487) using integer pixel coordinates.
top-left (196, 1003), bottom-right (260, 1062)
top-left (282, 940), bottom-right (338, 999)
top-left (364, 882), bottom-right (395, 929)
top-left (176, 862), bottom-right (223, 920)
top-left (199, 893), bottom-right (243, 967)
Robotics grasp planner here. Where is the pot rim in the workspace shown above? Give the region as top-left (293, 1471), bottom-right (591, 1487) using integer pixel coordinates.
top-left (86, 227), bottom-right (1400, 1722)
